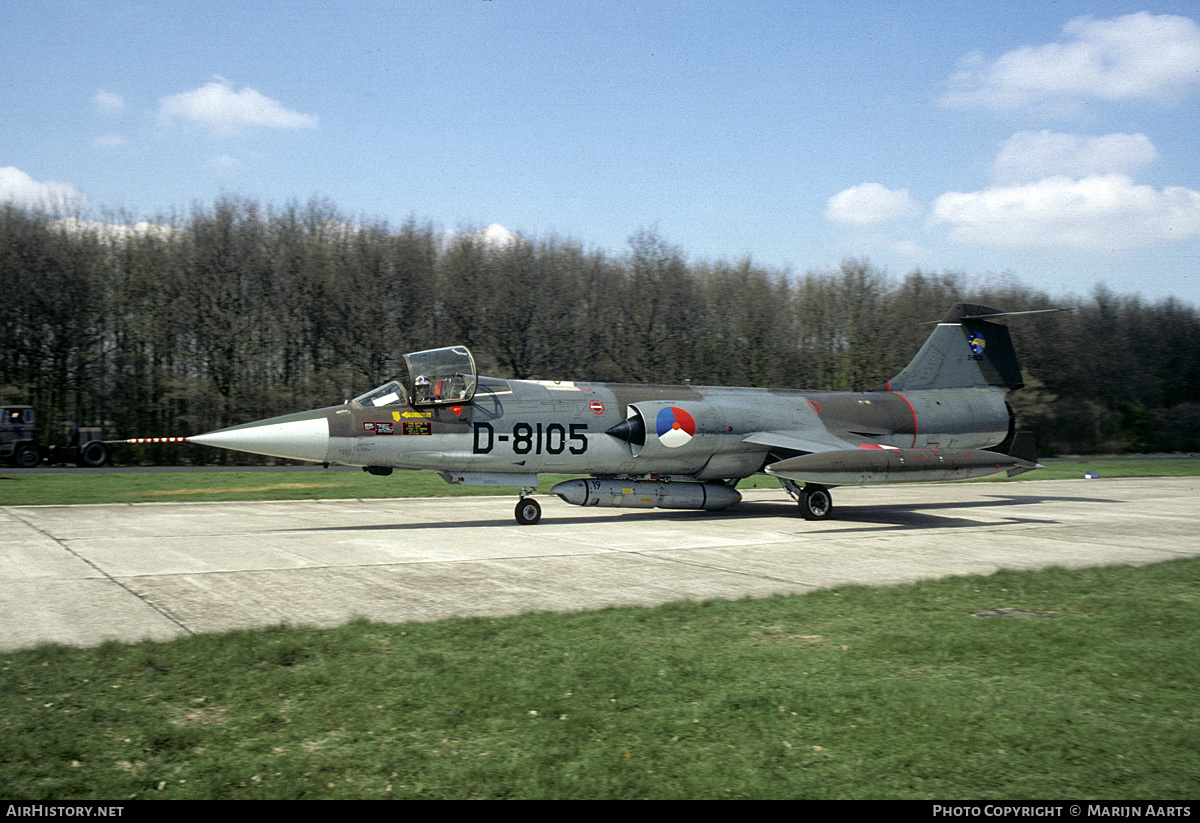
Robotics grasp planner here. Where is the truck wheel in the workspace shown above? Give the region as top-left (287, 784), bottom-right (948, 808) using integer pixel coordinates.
top-left (79, 441), bottom-right (110, 468)
top-left (13, 444), bottom-right (39, 468)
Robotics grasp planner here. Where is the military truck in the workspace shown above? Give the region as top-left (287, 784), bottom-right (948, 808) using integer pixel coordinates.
top-left (0, 406), bottom-right (110, 468)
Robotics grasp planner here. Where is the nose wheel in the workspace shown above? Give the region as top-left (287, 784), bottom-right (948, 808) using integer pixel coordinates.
top-left (515, 495), bottom-right (542, 525)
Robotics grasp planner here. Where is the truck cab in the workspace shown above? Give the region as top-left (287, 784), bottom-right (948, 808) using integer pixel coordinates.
top-left (0, 406), bottom-right (39, 467)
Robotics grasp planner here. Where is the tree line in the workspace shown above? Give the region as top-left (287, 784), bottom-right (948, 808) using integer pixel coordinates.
top-left (2, 196), bottom-right (1198, 461)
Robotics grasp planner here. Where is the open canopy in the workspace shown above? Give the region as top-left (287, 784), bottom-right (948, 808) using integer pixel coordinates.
top-left (352, 346), bottom-right (477, 410)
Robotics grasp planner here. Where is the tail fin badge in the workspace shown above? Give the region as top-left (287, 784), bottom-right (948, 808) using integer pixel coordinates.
top-left (968, 332), bottom-right (987, 355)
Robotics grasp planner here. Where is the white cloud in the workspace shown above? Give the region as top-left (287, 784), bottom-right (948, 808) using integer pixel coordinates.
top-left (91, 90), bottom-right (126, 116)
top-left (941, 12), bottom-right (1200, 112)
top-left (930, 175), bottom-right (1200, 251)
top-left (92, 133), bottom-right (127, 149)
top-left (54, 217), bottom-right (174, 241)
top-left (993, 131), bottom-right (1158, 183)
top-left (825, 183), bottom-right (920, 225)
top-left (437, 224), bottom-right (518, 251)
top-left (0, 167), bottom-right (88, 210)
top-left (480, 223), bottom-right (517, 246)
top-left (157, 77), bottom-right (318, 135)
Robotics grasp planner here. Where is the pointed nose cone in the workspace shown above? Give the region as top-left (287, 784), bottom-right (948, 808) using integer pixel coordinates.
top-left (605, 416), bottom-right (645, 446)
top-left (190, 409), bottom-right (331, 463)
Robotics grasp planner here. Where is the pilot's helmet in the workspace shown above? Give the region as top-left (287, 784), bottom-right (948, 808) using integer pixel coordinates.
top-left (415, 375), bottom-right (431, 388)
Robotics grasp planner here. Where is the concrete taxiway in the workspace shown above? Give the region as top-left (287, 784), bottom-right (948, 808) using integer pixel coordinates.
top-left (1, 477), bottom-right (1197, 651)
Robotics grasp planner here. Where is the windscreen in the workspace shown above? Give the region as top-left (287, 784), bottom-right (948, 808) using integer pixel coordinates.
top-left (352, 380), bottom-right (408, 408)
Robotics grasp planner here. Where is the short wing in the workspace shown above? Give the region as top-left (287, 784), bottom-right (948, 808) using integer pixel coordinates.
top-left (741, 428), bottom-right (869, 455)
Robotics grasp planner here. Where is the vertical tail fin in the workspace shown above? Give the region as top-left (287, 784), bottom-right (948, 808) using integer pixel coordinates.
top-left (882, 303), bottom-right (1025, 392)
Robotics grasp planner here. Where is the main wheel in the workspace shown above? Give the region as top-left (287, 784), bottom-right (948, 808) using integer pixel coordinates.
top-left (12, 443), bottom-right (39, 468)
top-left (798, 485), bottom-right (833, 521)
top-left (515, 497), bottom-right (542, 525)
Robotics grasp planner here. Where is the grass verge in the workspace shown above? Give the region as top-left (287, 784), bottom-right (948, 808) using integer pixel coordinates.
top-left (0, 457), bottom-right (1197, 506)
top-left (2, 559), bottom-right (1198, 799)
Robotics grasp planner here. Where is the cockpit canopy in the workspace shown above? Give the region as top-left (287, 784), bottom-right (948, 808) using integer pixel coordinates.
top-left (351, 346), bottom-right (477, 410)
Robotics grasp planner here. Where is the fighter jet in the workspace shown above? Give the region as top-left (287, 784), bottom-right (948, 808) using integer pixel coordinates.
top-left (183, 303), bottom-right (1046, 524)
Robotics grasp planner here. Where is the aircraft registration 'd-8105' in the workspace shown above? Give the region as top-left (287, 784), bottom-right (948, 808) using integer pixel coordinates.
top-left (183, 304), bottom-right (1048, 525)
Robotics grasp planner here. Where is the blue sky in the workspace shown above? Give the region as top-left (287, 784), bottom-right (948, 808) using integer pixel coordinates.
top-left (5, 1), bottom-right (1200, 305)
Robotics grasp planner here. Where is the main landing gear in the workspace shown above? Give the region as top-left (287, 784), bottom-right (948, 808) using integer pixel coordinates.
top-left (797, 484), bottom-right (833, 520)
top-left (515, 490), bottom-right (541, 525)
top-left (512, 481), bottom-right (835, 524)
top-left (780, 479), bottom-right (834, 521)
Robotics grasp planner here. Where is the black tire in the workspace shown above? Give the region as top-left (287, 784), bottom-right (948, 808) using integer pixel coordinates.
top-left (79, 441), bottom-right (110, 468)
top-left (12, 443), bottom-right (39, 469)
top-left (798, 485), bottom-right (833, 521)
top-left (515, 498), bottom-right (542, 525)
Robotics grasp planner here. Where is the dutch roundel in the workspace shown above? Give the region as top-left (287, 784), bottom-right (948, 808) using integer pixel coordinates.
top-left (655, 406), bottom-right (697, 448)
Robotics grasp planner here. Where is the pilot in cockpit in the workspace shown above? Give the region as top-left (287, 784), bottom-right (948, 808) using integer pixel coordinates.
top-left (414, 375), bottom-right (433, 403)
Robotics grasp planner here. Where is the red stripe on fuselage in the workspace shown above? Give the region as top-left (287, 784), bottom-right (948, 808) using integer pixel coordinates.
top-left (891, 391), bottom-right (919, 447)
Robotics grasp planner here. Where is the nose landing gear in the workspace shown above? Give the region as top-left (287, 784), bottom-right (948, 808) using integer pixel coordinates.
top-left (515, 490), bottom-right (542, 525)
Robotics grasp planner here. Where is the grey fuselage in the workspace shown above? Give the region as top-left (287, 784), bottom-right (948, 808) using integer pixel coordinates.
top-left (308, 376), bottom-right (1011, 482)
top-left (185, 306), bottom-right (1042, 518)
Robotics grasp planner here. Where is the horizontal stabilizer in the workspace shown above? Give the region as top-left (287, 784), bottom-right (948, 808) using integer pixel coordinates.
top-left (923, 306), bottom-right (1066, 324)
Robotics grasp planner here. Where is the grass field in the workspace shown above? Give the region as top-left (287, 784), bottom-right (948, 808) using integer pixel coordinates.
top-left (1, 457), bottom-right (1197, 506)
top-left (1, 461), bottom-right (1197, 799)
top-left (2, 559), bottom-right (1197, 800)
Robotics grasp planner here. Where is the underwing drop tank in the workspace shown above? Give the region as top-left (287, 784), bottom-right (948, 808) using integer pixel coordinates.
top-left (551, 478), bottom-right (742, 510)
